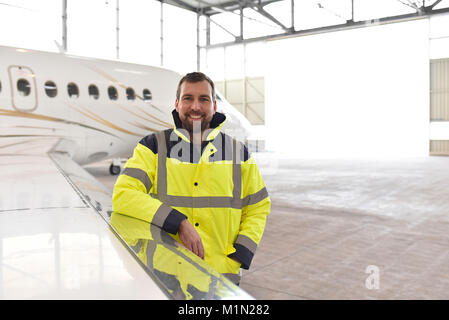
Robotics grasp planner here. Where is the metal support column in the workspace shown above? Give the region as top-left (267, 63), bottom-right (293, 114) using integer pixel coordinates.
top-left (116, 0), bottom-right (120, 59)
top-left (239, 2), bottom-right (243, 41)
top-left (205, 15), bottom-right (211, 73)
top-left (206, 15), bottom-right (211, 46)
top-left (62, 0), bottom-right (67, 52)
top-left (197, 12), bottom-right (200, 71)
top-left (291, 0), bottom-right (295, 30)
top-left (160, 0), bottom-right (164, 66)
top-left (351, 0), bottom-right (354, 21)
top-left (243, 43), bottom-right (247, 118)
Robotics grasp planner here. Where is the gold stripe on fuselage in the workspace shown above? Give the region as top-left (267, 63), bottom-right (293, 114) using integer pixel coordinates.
top-left (67, 103), bottom-right (141, 137)
top-left (131, 121), bottom-right (158, 133)
top-left (0, 108), bottom-right (118, 138)
top-left (133, 105), bottom-right (172, 127)
top-left (118, 104), bottom-right (170, 129)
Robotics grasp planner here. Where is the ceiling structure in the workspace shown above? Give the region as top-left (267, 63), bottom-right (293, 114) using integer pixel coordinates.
top-left (166, 0), bottom-right (285, 16)
top-left (161, 0), bottom-right (449, 48)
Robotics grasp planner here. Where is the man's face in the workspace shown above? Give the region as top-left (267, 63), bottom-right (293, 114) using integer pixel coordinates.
top-left (175, 80), bottom-right (217, 133)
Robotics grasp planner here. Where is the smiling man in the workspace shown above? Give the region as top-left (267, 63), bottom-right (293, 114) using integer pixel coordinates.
top-left (112, 72), bottom-right (271, 285)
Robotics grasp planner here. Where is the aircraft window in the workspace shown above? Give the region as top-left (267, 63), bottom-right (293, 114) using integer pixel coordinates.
top-left (89, 84), bottom-right (99, 100)
top-left (143, 89), bottom-right (152, 103)
top-left (108, 86), bottom-right (118, 100)
top-left (126, 87), bottom-right (135, 100)
top-left (45, 81), bottom-right (57, 98)
top-left (67, 83), bottom-right (79, 99)
top-left (17, 79), bottom-right (31, 96)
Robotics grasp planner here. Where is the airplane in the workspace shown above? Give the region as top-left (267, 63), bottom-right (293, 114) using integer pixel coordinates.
top-left (0, 45), bottom-right (253, 299)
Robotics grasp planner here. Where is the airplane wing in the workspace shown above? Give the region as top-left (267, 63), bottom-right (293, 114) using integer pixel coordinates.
top-left (0, 138), bottom-right (252, 300)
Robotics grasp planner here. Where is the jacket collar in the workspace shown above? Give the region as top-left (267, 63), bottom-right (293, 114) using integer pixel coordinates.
top-left (171, 109), bottom-right (226, 142)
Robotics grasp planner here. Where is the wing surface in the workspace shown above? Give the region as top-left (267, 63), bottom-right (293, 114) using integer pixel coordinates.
top-left (0, 138), bottom-right (252, 300)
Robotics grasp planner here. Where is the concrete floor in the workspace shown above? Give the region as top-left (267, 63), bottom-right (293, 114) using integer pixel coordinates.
top-left (85, 155), bottom-right (449, 300)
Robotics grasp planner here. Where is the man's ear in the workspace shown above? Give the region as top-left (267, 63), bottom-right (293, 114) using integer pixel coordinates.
top-left (175, 98), bottom-right (179, 111)
top-left (213, 99), bottom-right (217, 112)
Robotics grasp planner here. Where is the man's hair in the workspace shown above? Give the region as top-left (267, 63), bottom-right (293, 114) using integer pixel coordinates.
top-left (176, 72), bottom-right (216, 101)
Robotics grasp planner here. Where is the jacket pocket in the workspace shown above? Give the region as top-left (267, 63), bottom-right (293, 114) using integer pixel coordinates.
top-left (224, 243), bottom-right (241, 274)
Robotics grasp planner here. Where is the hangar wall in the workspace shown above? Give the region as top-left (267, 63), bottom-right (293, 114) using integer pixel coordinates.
top-left (429, 13), bottom-right (449, 155)
top-left (204, 13), bottom-right (449, 158)
top-left (215, 77), bottom-right (265, 125)
top-left (265, 19), bottom-right (430, 158)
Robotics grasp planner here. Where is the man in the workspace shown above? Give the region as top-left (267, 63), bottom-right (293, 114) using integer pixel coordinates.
top-left (112, 72), bottom-right (270, 284)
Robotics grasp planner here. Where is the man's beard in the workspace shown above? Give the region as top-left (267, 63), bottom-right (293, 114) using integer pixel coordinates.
top-left (181, 113), bottom-right (212, 134)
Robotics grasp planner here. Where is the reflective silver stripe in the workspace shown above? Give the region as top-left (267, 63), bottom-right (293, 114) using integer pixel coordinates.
top-left (232, 139), bottom-right (242, 201)
top-left (152, 192), bottom-right (268, 209)
top-left (122, 167), bottom-right (152, 193)
top-left (241, 187), bottom-right (269, 207)
top-left (155, 131), bottom-right (168, 196)
top-left (152, 193), bottom-right (242, 209)
top-left (151, 203), bottom-right (173, 228)
top-left (222, 272), bottom-right (241, 285)
top-left (129, 239), bottom-right (143, 253)
top-left (235, 234), bottom-right (258, 254)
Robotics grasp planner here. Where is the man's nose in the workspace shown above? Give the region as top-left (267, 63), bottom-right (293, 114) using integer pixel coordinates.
top-left (191, 98), bottom-right (201, 110)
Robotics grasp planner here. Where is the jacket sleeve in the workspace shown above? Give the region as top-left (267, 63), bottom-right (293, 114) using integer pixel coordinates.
top-left (228, 153), bottom-right (271, 270)
top-left (112, 135), bottom-right (187, 235)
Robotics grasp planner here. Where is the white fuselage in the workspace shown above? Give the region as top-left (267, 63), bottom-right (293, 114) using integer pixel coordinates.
top-left (0, 45), bottom-right (251, 165)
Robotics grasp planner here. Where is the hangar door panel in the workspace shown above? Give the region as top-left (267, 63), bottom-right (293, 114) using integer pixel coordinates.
top-left (430, 58), bottom-right (449, 155)
top-left (216, 77), bottom-right (265, 125)
top-left (430, 59), bottom-right (449, 121)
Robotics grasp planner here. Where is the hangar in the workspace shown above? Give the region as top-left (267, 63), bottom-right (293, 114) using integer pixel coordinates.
top-left (1, 0), bottom-right (449, 300)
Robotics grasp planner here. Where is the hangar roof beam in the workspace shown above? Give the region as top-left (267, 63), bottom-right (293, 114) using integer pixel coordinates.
top-left (161, 0), bottom-right (449, 48)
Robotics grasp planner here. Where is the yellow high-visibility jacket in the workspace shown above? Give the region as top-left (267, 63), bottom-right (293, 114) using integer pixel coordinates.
top-left (112, 110), bottom-right (271, 281)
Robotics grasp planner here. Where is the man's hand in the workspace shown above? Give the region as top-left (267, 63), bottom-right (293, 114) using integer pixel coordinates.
top-left (178, 219), bottom-right (205, 259)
